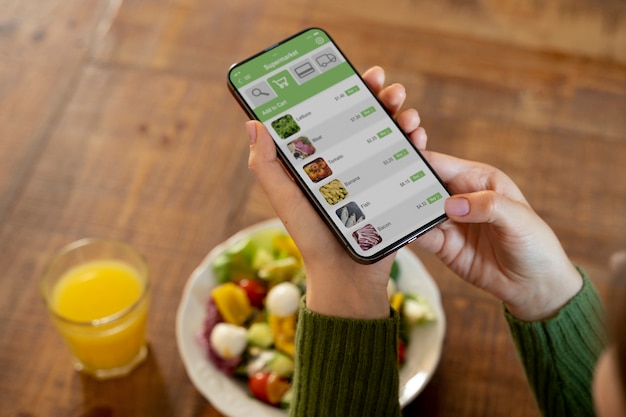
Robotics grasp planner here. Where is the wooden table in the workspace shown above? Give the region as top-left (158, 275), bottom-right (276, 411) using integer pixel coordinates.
top-left (1, 1), bottom-right (625, 416)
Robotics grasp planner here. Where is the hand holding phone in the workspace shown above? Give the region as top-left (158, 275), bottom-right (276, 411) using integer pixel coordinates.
top-left (246, 65), bottom-right (430, 319)
top-left (229, 28), bottom-right (450, 264)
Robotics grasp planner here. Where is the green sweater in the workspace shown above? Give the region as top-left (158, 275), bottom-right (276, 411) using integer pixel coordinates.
top-left (290, 273), bottom-right (605, 417)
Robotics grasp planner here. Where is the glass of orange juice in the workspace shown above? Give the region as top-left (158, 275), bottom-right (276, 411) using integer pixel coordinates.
top-left (41, 238), bottom-right (150, 379)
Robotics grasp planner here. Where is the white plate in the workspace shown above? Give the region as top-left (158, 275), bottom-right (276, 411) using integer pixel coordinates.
top-left (176, 218), bottom-right (446, 416)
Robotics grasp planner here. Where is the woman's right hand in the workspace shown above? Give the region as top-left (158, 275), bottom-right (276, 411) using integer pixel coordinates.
top-left (415, 151), bottom-right (583, 321)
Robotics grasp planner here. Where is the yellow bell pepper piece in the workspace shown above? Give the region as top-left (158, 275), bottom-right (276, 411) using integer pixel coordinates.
top-left (273, 235), bottom-right (303, 264)
top-left (269, 313), bottom-right (296, 356)
top-left (212, 283), bottom-right (252, 326)
top-left (390, 292), bottom-right (404, 313)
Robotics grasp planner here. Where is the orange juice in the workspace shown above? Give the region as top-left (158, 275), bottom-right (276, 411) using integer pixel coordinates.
top-left (49, 259), bottom-right (149, 376)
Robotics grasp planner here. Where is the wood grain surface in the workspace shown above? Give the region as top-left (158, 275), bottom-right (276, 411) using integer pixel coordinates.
top-left (1, 0), bottom-right (625, 416)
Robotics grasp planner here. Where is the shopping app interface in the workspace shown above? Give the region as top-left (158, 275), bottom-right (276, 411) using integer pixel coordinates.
top-left (230, 29), bottom-right (449, 257)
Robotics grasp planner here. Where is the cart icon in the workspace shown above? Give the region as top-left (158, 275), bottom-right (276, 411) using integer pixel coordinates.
top-left (272, 77), bottom-right (289, 89)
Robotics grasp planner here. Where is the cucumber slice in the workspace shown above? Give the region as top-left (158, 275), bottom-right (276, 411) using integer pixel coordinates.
top-left (267, 352), bottom-right (294, 378)
top-left (247, 322), bottom-right (273, 348)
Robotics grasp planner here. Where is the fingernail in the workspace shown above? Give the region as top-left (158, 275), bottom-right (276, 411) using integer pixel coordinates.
top-left (246, 121), bottom-right (257, 145)
top-left (445, 197), bottom-right (470, 216)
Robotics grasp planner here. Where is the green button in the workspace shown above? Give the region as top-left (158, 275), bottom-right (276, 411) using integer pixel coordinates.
top-left (393, 149), bottom-right (409, 160)
top-left (345, 85), bottom-right (360, 96)
top-left (427, 192), bottom-right (443, 204)
top-left (377, 127), bottom-right (392, 138)
top-left (411, 171), bottom-right (425, 182)
top-left (361, 106), bottom-right (376, 117)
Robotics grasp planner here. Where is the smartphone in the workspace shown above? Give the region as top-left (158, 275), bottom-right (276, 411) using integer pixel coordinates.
top-left (228, 28), bottom-right (450, 264)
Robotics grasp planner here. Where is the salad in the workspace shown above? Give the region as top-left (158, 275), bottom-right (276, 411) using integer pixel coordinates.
top-left (197, 227), bottom-right (436, 409)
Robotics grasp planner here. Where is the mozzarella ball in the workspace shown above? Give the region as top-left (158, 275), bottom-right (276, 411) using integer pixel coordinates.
top-left (265, 282), bottom-right (301, 317)
top-left (210, 322), bottom-right (248, 359)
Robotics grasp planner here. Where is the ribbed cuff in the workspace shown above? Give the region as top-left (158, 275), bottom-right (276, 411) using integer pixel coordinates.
top-left (289, 298), bottom-right (401, 417)
top-left (505, 269), bottom-right (606, 417)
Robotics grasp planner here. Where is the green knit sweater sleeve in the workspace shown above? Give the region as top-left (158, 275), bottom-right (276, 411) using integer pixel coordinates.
top-left (289, 298), bottom-right (402, 417)
top-left (505, 270), bottom-right (606, 417)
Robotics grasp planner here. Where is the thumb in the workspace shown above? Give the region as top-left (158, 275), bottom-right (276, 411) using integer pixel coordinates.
top-left (444, 191), bottom-right (534, 231)
top-left (246, 120), bottom-right (305, 215)
top-left (247, 120), bottom-right (277, 166)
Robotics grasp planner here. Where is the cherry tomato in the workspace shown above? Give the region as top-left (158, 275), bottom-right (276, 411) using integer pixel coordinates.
top-left (398, 340), bottom-right (406, 364)
top-left (248, 372), bottom-right (271, 403)
top-left (239, 278), bottom-right (267, 309)
top-left (248, 371), bottom-right (290, 405)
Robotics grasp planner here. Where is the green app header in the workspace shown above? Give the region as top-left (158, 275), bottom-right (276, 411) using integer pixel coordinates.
top-left (229, 28), bottom-right (356, 122)
top-left (229, 28), bottom-right (331, 89)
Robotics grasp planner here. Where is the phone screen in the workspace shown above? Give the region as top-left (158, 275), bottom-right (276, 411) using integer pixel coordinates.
top-left (228, 28), bottom-right (450, 263)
